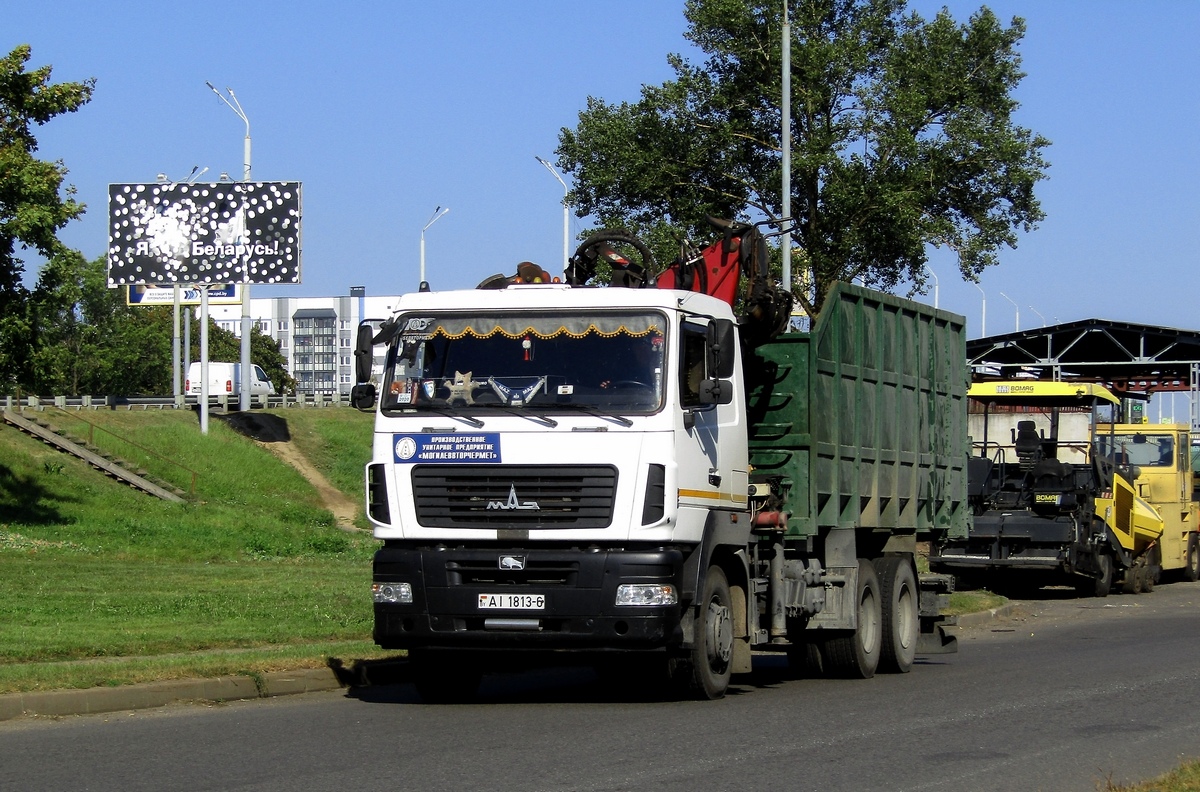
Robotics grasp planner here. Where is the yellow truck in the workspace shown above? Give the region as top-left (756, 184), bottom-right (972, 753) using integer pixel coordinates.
top-left (1096, 423), bottom-right (1200, 587)
top-left (929, 381), bottom-right (1173, 596)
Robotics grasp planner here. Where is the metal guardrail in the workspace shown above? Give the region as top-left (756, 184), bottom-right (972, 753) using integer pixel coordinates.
top-left (1, 393), bottom-right (352, 410)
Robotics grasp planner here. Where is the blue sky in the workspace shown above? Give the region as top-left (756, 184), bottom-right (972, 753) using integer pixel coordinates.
top-left (9, 1), bottom-right (1199, 339)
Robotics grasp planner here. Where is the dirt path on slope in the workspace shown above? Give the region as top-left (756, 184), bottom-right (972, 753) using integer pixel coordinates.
top-left (261, 440), bottom-right (364, 532)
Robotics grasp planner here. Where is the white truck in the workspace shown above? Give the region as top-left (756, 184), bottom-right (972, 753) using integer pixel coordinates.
top-left (185, 361), bottom-right (275, 400)
top-left (353, 222), bottom-right (965, 701)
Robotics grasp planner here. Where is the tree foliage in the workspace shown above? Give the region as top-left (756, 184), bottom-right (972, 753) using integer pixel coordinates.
top-left (556, 0), bottom-right (1050, 314)
top-left (23, 253), bottom-right (293, 396)
top-left (0, 44), bottom-right (94, 388)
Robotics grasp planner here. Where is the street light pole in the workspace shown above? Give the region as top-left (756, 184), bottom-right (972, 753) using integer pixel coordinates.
top-left (781, 0), bottom-right (792, 292)
top-left (973, 282), bottom-right (986, 337)
top-left (535, 156), bottom-right (569, 274)
top-left (1029, 305), bottom-right (1046, 327)
top-left (924, 264), bottom-right (939, 309)
top-left (206, 81), bottom-right (253, 411)
top-left (420, 206), bottom-right (449, 290)
top-left (999, 291), bottom-right (1020, 332)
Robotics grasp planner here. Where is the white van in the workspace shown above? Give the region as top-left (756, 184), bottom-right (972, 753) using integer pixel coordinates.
top-left (185, 362), bottom-right (276, 399)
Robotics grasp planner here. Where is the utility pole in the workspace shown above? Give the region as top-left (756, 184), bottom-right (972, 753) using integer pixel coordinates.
top-left (781, 1), bottom-right (792, 292)
top-left (535, 156), bottom-right (569, 273)
top-left (207, 81), bottom-right (253, 411)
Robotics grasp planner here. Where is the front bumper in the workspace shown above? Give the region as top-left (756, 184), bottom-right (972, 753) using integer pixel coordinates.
top-left (372, 544), bottom-right (686, 651)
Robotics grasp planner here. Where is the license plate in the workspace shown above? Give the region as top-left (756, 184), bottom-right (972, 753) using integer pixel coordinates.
top-left (478, 593), bottom-right (545, 610)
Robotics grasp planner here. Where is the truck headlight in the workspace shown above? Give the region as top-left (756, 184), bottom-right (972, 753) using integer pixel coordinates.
top-left (373, 582), bottom-right (413, 604)
top-left (615, 584), bottom-right (677, 606)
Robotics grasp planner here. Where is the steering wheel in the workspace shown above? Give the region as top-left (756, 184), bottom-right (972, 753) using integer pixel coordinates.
top-left (566, 230), bottom-right (656, 287)
top-left (609, 380), bottom-right (652, 390)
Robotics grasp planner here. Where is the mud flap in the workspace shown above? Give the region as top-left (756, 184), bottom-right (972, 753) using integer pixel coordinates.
top-left (917, 624), bottom-right (958, 655)
top-left (917, 572), bottom-right (959, 655)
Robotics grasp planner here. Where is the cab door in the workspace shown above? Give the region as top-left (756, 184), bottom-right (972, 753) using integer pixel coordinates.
top-left (674, 319), bottom-right (747, 518)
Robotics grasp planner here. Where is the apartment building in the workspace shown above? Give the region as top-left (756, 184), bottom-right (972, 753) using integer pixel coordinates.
top-left (206, 292), bottom-right (402, 397)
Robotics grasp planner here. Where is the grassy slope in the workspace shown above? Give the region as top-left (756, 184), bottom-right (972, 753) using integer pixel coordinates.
top-left (0, 406), bottom-right (387, 692)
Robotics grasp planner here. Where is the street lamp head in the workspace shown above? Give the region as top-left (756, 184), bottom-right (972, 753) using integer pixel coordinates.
top-left (423, 206), bottom-right (450, 232)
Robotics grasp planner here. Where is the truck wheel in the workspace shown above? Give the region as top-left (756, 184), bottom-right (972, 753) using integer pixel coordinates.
top-left (873, 556), bottom-right (917, 674)
top-left (1121, 565), bottom-right (1144, 595)
top-left (670, 565), bottom-right (734, 699)
top-left (785, 640), bottom-right (824, 678)
top-left (410, 649), bottom-right (482, 704)
top-left (1185, 535), bottom-right (1200, 583)
top-left (1076, 553), bottom-right (1112, 598)
top-left (822, 559), bottom-right (882, 679)
top-left (1142, 565), bottom-right (1155, 593)
top-left (1094, 553), bottom-right (1113, 598)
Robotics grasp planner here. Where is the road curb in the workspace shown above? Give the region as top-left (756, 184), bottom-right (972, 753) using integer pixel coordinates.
top-left (0, 667), bottom-right (344, 723)
top-left (0, 605), bottom-right (1023, 722)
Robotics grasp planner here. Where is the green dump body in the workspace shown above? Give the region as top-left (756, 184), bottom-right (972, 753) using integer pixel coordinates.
top-left (746, 282), bottom-right (970, 542)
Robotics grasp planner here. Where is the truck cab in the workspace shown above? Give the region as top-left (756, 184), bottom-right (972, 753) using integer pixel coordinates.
top-left (1096, 424), bottom-right (1200, 583)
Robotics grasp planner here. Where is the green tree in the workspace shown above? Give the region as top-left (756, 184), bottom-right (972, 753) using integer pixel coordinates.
top-left (556, 0), bottom-right (1049, 315)
top-left (0, 45), bottom-right (94, 387)
top-left (25, 249), bottom-right (294, 396)
top-left (27, 252), bottom-right (174, 395)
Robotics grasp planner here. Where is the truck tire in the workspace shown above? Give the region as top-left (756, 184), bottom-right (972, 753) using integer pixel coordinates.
top-left (1186, 534), bottom-right (1200, 583)
top-left (873, 556), bottom-right (917, 674)
top-left (1121, 564), bottom-right (1144, 595)
top-left (822, 559), bottom-right (882, 679)
top-left (670, 565), bottom-right (734, 699)
top-left (1075, 552), bottom-right (1112, 598)
top-left (785, 639), bottom-right (824, 678)
top-left (410, 649), bottom-right (483, 704)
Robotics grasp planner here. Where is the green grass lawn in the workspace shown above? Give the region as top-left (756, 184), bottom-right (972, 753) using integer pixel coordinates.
top-left (0, 406), bottom-right (390, 693)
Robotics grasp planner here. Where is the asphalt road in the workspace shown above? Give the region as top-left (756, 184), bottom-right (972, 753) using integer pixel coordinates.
top-left (3, 582), bottom-right (1199, 792)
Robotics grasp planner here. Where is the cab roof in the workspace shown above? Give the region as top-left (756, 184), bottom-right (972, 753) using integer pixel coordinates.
top-left (967, 380), bottom-right (1121, 406)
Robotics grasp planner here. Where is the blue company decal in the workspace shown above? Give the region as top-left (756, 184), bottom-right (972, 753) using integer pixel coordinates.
top-left (393, 433), bottom-right (502, 464)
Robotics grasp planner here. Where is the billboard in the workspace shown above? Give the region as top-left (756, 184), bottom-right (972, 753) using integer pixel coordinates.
top-left (107, 181), bottom-right (301, 286)
top-left (126, 284), bottom-right (241, 306)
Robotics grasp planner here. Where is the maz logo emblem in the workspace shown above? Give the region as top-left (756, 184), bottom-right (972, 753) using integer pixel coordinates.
top-left (487, 484), bottom-right (540, 511)
top-left (499, 555), bottom-right (526, 571)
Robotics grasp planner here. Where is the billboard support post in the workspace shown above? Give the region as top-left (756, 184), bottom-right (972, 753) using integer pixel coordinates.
top-left (184, 306), bottom-right (191, 392)
top-left (200, 286), bottom-right (210, 435)
top-left (172, 285), bottom-right (181, 400)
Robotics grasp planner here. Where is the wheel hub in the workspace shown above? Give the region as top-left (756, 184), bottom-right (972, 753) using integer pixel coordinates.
top-left (706, 601), bottom-right (733, 666)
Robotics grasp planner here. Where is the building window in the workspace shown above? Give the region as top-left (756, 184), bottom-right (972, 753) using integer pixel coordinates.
top-left (339, 337), bottom-right (351, 348)
top-left (278, 320), bottom-right (288, 331)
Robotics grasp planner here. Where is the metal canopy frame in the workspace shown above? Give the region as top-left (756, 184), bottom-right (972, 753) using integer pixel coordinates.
top-left (966, 319), bottom-right (1200, 430)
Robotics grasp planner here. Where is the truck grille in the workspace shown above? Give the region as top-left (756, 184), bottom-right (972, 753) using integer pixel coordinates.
top-left (411, 465), bottom-right (618, 529)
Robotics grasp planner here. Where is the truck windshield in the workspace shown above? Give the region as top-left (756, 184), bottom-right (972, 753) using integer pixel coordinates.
top-left (380, 311), bottom-right (666, 415)
top-left (1095, 433), bottom-right (1176, 468)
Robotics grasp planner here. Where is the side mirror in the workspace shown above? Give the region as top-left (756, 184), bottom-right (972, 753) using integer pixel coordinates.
top-left (698, 378), bottom-right (734, 406)
top-left (705, 319), bottom-right (737, 379)
top-left (354, 324), bottom-right (376, 383)
top-left (351, 383), bottom-right (377, 410)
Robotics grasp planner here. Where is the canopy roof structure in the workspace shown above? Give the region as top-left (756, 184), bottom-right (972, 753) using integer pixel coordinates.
top-left (966, 319), bottom-right (1200, 429)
